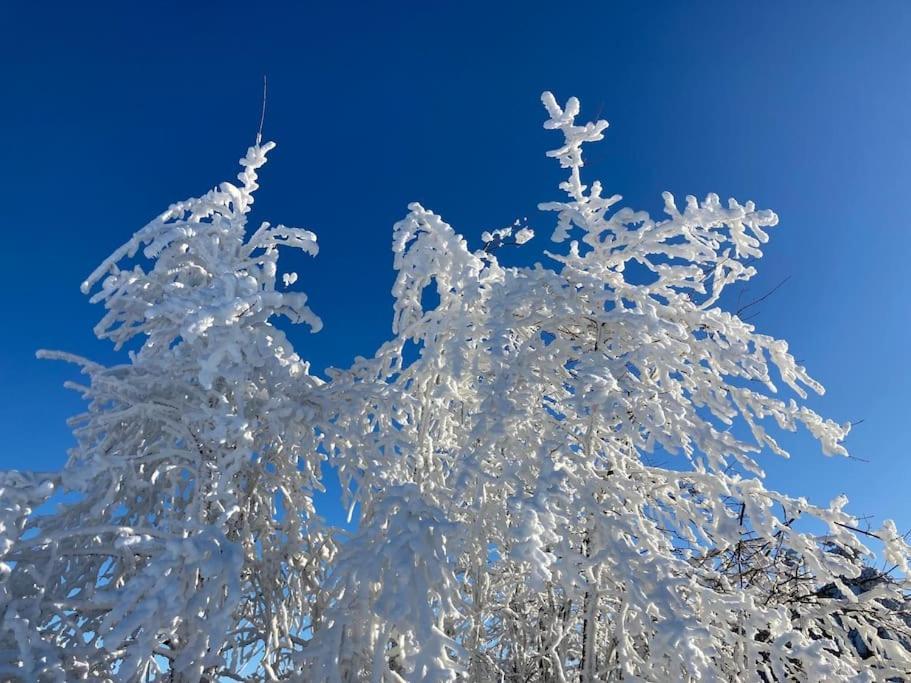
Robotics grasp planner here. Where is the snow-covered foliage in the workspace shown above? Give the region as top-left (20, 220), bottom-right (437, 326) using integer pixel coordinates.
top-left (2, 95), bottom-right (910, 681)
top-left (1, 142), bottom-right (332, 681)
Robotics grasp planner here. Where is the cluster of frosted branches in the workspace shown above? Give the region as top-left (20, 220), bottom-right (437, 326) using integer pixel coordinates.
top-left (1, 95), bottom-right (909, 681)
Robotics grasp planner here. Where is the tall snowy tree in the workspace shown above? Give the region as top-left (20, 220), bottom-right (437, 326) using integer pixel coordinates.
top-left (1, 94), bottom-right (909, 681)
top-left (309, 93), bottom-right (911, 681)
top-left (1, 140), bottom-right (334, 681)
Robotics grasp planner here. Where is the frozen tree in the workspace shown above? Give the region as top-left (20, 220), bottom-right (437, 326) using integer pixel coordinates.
top-left (1, 93), bottom-right (910, 681)
top-left (311, 93), bottom-right (911, 681)
top-left (1, 140), bottom-right (333, 680)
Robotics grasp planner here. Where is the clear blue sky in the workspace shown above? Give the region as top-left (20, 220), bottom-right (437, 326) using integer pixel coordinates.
top-left (2, 2), bottom-right (910, 533)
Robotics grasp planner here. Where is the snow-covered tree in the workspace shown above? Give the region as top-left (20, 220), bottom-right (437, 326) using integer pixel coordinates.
top-left (1, 93), bottom-right (909, 681)
top-left (1, 140), bottom-right (333, 681)
top-left (310, 93), bottom-right (911, 681)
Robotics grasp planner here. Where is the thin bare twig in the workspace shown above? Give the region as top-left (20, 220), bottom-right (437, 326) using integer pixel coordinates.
top-left (256, 75), bottom-right (268, 144)
top-left (834, 521), bottom-right (881, 540)
top-left (735, 275), bottom-right (791, 318)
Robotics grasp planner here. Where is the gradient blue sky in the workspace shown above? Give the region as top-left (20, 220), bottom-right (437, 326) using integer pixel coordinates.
top-left (2, 2), bottom-right (910, 532)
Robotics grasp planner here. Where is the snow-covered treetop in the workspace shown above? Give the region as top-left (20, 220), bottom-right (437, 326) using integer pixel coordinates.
top-left (80, 141), bottom-right (320, 384)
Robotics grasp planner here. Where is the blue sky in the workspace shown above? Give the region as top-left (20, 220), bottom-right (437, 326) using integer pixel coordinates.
top-left (2, 2), bottom-right (910, 533)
